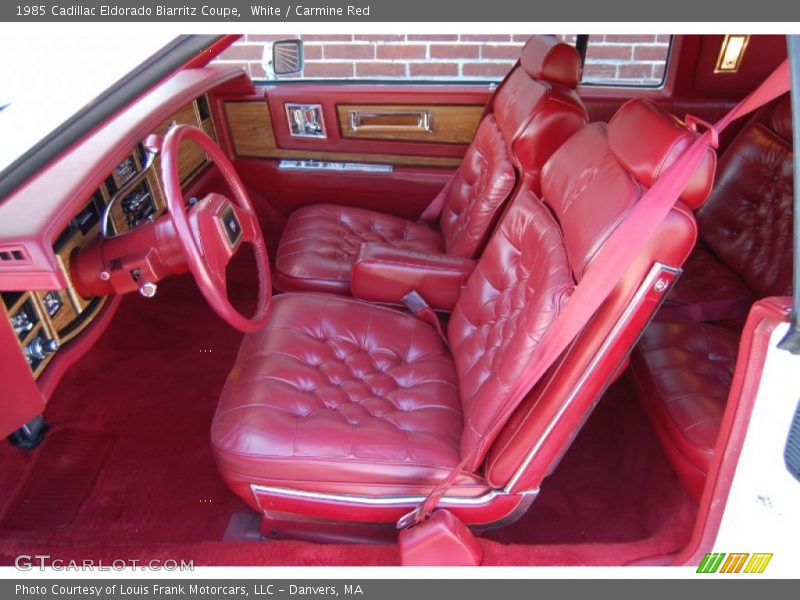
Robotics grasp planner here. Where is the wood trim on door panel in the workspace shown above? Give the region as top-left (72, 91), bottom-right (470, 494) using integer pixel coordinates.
top-left (338, 104), bottom-right (483, 143)
top-left (223, 101), bottom-right (463, 168)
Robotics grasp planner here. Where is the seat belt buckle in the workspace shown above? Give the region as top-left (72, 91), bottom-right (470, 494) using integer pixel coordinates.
top-left (397, 509), bottom-right (483, 566)
top-left (396, 506), bottom-right (422, 530)
top-left (402, 290), bottom-right (428, 315)
top-left (685, 114), bottom-right (720, 150)
top-left (402, 291), bottom-right (448, 344)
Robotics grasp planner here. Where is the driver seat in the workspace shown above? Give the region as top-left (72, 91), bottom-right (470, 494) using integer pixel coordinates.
top-left (273, 35), bottom-right (587, 295)
top-left (211, 99), bottom-right (715, 532)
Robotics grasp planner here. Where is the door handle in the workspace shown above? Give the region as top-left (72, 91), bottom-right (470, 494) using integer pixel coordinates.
top-left (348, 109), bottom-right (432, 133)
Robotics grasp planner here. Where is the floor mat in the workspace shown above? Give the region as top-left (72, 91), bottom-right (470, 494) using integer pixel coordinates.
top-left (1, 429), bottom-right (114, 531)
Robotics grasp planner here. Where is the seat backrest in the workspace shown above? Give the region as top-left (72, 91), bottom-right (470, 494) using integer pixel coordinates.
top-left (695, 94), bottom-right (794, 298)
top-left (438, 36), bottom-right (587, 259)
top-left (447, 99), bottom-right (716, 480)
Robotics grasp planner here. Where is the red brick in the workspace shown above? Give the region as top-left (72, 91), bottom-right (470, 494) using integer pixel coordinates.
top-left (556, 34), bottom-right (578, 45)
top-left (376, 44), bottom-right (426, 59)
top-left (586, 44), bottom-right (633, 61)
top-left (303, 44), bottom-right (323, 60)
top-left (354, 34), bottom-right (405, 42)
top-left (303, 62), bottom-right (354, 78)
top-left (634, 45), bottom-right (670, 61)
top-left (356, 62), bottom-right (407, 77)
top-left (582, 63), bottom-right (617, 81)
top-left (407, 34), bottom-right (458, 41)
top-left (217, 45), bottom-right (264, 61)
top-left (409, 62), bottom-right (459, 77)
top-left (460, 34), bottom-right (511, 42)
top-left (323, 44), bottom-right (374, 59)
top-left (618, 63), bottom-right (653, 79)
top-left (513, 34), bottom-right (535, 43)
top-left (245, 34), bottom-right (298, 42)
top-left (601, 34), bottom-right (656, 44)
top-left (430, 44), bottom-right (479, 59)
top-left (481, 44), bottom-right (523, 60)
top-left (250, 63), bottom-right (267, 79)
top-left (652, 62), bottom-right (667, 81)
top-left (462, 62), bottom-right (513, 78)
top-left (656, 35), bottom-right (673, 44)
top-left (303, 35), bottom-right (353, 42)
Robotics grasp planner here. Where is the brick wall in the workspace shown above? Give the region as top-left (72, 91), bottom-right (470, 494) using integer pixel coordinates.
top-left (214, 34), bottom-right (670, 85)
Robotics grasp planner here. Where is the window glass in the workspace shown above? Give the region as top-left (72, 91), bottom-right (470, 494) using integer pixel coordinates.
top-left (582, 34), bottom-right (671, 86)
top-left (214, 34), bottom-right (670, 87)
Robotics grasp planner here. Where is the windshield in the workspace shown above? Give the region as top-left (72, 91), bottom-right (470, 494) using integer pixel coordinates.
top-left (0, 31), bottom-right (177, 174)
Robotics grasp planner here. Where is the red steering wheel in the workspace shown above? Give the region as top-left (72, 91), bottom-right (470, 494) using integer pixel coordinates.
top-left (160, 124), bottom-right (271, 332)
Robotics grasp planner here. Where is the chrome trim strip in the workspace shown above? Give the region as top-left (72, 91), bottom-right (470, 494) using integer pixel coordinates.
top-left (278, 159), bottom-right (393, 173)
top-left (504, 262), bottom-right (681, 492)
top-left (250, 484), bottom-right (537, 512)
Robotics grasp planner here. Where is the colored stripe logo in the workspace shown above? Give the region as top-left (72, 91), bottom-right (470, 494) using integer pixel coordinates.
top-left (697, 552), bottom-right (773, 573)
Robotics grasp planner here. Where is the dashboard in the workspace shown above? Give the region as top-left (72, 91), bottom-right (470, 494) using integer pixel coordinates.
top-left (0, 66), bottom-right (251, 396)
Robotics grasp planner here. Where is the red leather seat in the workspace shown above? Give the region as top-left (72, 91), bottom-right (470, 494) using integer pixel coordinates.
top-left (212, 99), bottom-right (714, 529)
top-left (629, 322), bottom-right (740, 500)
top-left (661, 95), bottom-right (794, 324)
top-left (630, 95), bottom-right (794, 501)
top-left (274, 35), bottom-right (587, 295)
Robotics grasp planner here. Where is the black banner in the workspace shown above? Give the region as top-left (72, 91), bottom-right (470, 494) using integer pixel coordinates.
top-left (2, 0), bottom-right (800, 22)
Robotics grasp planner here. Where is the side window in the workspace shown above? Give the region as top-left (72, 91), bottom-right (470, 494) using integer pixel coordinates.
top-left (214, 34), bottom-right (671, 88)
top-left (582, 35), bottom-right (671, 87)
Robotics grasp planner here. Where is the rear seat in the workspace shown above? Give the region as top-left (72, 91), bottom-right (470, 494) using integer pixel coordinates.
top-left (659, 95), bottom-right (794, 325)
top-left (630, 95), bottom-right (794, 500)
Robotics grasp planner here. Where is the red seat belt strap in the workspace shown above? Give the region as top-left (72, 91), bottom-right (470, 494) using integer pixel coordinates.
top-left (399, 59), bottom-right (790, 530)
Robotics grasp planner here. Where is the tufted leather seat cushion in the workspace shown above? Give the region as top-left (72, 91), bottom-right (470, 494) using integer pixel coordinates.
top-left (630, 321), bottom-right (740, 500)
top-left (275, 205), bottom-right (444, 294)
top-left (663, 95), bottom-right (794, 322)
top-left (274, 35), bottom-right (586, 295)
top-left (211, 293), bottom-right (491, 497)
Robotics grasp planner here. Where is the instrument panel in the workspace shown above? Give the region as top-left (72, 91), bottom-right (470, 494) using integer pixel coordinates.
top-left (1, 94), bottom-right (217, 379)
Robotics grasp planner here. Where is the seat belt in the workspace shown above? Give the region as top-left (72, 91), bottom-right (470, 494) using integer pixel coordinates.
top-left (418, 62), bottom-right (520, 223)
top-left (399, 60), bottom-right (791, 535)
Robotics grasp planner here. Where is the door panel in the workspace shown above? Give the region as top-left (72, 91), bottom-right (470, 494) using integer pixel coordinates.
top-left (217, 84), bottom-right (492, 219)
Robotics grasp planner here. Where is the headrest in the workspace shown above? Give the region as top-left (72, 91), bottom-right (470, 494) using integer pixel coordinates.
top-left (520, 35), bottom-right (581, 88)
top-left (769, 95), bottom-right (793, 143)
top-left (607, 99), bottom-right (716, 209)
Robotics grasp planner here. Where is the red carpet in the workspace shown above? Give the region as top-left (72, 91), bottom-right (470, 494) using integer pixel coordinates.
top-left (0, 259), bottom-right (697, 566)
top-left (1, 429), bottom-right (115, 531)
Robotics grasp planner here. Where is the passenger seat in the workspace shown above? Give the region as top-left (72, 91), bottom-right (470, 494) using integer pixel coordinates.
top-left (274, 35), bottom-right (588, 295)
top-left (629, 95), bottom-right (794, 500)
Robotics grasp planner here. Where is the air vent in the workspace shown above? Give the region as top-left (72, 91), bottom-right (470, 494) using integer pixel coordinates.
top-left (0, 246), bottom-right (30, 264)
top-left (105, 175), bottom-right (118, 197)
top-left (136, 142), bottom-right (147, 166)
top-left (197, 95), bottom-right (211, 121)
top-left (785, 399), bottom-right (800, 483)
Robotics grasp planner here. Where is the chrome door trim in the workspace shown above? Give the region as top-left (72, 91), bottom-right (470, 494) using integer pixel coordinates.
top-left (504, 262), bottom-right (682, 492)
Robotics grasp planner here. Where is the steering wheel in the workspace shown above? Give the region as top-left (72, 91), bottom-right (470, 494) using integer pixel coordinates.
top-left (160, 124), bottom-right (271, 332)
